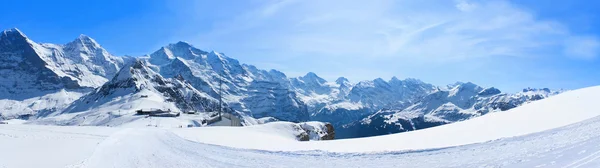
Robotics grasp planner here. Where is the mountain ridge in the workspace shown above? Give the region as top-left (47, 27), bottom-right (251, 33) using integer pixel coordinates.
top-left (0, 28), bottom-right (564, 138)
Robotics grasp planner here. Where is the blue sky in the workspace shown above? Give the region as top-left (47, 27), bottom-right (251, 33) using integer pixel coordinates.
top-left (1, 0), bottom-right (599, 92)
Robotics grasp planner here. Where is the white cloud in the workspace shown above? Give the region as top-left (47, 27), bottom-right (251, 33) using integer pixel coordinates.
top-left (193, 0), bottom-right (594, 62)
top-left (455, 0), bottom-right (478, 12)
top-left (564, 36), bottom-right (600, 60)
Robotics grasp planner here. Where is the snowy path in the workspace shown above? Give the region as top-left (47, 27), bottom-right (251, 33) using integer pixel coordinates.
top-left (4, 115), bottom-right (600, 168)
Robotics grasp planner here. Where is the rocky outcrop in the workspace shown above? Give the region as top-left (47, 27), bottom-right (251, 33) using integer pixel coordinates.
top-left (296, 132), bottom-right (310, 141)
top-left (297, 122), bottom-right (335, 141)
top-left (322, 123), bottom-right (335, 140)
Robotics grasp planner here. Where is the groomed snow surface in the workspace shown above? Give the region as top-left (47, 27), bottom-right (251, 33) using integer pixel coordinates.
top-left (3, 86), bottom-right (600, 167)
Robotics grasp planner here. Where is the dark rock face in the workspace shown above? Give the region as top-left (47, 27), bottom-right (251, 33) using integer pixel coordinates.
top-left (297, 132), bottom-right (310, 141)
top-left (311, 107), bottom-right (372, 129)
top-left (478, 87), bottom-right (501, 96)
top-left (338, 115), bottom-right (446, 139)
top-left (291, 123), bottom-right (310, 141)
top-left (322, 123), bottom-right (335, 140)
top-left (0, 29), bottom-right (83, 99)
top-left (243, 80), bottom-right (310, 122)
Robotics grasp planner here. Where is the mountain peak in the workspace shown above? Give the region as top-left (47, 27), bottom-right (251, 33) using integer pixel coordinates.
top-left (373, 78), bottom-right (387, 83)
top-left (335, 77), bottom-right (349, 84)
top-left (131, 59), bottom-right (146, 69)
top-left (304, 72), bottom-right (318, 78)
top-left (301, 72), bottom-right (318, 79)
top-left (109, 59), bottom-right (158, 89)
top-left (478, 87), bottom-right (502, 96)
top-left (1, 28), bottom-right (28, 41)
top-left (301, 72), bottom-right (327, 84)
top-left (170, 41), bottom-right (193, 49)
top-left (5, 27), bottom-right (21, 32)
top-left (154, 41), bottom-right (207, 61)
top-left (208, 50), bottom-right (223, 57)
top-left (77, 34), bottom-right (96, 43)
top-left (522, 87), bottom-right (552, 93)
top-left (449, 81), bottom-right (483, 97)
top-left (67, 34), bottom-right (101, 50)
top-left (2, 28), bottom-right (25, 35)
top-left (269, 69), bottom-right (287, 78)
top-left (404, 78), bottom-right (422, 83)
top-left (455, 82), bottom-right (480, 90)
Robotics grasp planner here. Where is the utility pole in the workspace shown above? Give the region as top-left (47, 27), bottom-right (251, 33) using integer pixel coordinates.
top-left (218, 76), bottom-right (222, 120)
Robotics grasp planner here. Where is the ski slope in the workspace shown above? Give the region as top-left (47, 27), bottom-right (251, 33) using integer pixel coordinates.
top-left (2, 86), bottom-right (600, 167)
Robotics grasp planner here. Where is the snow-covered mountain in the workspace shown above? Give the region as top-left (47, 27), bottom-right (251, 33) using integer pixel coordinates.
top-left (66, 59), bottom-right (220, 112)
top-left (308, 77), bottom-right (437, 128)
top-left (0, 28), bottom-right (564, 139)
top-left (289, 73), bottom-right (350, 115)
top-left (338, 83), bottom-right (563, 138)
top-left (0, 28), bottom-right (129, 119)
top-left (145, 42), bottom-right (310, 122)
top-left (43, 59), bottom-right (224, 125)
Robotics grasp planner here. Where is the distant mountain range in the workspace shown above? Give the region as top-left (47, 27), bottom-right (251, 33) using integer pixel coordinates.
top-left (0, 28), bottom-right (563, 138)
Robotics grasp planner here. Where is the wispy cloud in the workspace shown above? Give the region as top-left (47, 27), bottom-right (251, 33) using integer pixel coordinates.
top-left (170, 0), bottom-right (600, 91)
top-left (194, 0), bottom-right (598, 62)
top-left (564, 36), bottom-right (600, 59)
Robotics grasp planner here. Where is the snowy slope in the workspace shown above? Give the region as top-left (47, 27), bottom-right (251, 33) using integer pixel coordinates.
top-left (2, 85), bottom-right (600, 167)
top-left (0, 89), bottom-right (87, 119)
top-left (35, 59), bottom-right (222, 126)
